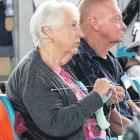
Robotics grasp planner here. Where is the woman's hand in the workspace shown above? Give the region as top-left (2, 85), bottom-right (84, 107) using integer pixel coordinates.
top-left (93, 78), bottom-right (113, 97)
top-left (107, 85), bottom-right (125, 104)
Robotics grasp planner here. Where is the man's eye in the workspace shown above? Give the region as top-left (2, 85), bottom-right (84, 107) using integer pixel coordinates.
top-left (114, 17), bottom-right (122, 23)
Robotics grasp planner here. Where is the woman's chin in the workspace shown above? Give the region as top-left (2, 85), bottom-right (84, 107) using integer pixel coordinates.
top-left (74, 48), bottom-right (79, 55)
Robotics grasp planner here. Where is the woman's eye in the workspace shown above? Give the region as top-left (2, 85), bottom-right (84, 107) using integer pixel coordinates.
top-left (71, 23), bottom-right (77, 30)
top-left (72, 23), bottom-right (76, 27)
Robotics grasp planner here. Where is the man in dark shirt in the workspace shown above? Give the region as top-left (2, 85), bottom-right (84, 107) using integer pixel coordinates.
top-left (69, 38), bottom-right (136, 118)
top-left (68, 0), bottom-right (140, 136)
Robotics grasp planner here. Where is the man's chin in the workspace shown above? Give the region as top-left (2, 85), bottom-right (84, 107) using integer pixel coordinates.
top-left (120, 35), bottom-right (125, 41)
top-left (116, 38), bottom-right (124, 43)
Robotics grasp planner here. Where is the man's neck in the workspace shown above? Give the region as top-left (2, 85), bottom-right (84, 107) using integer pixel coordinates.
top-left (84, 37), bottom-right (113, 59)
top-left (94, 46), bottom-right (109, 59)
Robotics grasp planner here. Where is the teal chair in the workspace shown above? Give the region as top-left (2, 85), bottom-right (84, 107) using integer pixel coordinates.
top-left (133, 79), bottom-right (140, 96)
top-left (117, 47), bottom-right (136, 57)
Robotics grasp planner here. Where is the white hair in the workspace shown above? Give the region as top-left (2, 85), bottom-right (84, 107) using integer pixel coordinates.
top-left (33, 0), bottom-right (80, 8)
top-left (30, 0), bottom-right (79, 47)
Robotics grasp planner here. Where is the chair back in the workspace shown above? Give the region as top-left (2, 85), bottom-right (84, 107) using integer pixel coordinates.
top-left (0, 94), bottom-right (19, 140)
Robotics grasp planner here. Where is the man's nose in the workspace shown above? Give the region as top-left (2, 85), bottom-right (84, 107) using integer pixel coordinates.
top-left (122, 21), bottom-right (127, 31)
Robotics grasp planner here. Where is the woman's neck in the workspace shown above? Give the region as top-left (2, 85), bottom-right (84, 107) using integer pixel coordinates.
top-left (39, 45), bottom-right (63, 70)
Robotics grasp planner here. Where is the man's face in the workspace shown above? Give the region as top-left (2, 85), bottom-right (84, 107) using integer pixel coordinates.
top-left (99, 3), bottom-right (127, 43)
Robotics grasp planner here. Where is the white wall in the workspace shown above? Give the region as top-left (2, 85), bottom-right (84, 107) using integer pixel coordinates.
top-left (13, 0), bottom-right (34, 64)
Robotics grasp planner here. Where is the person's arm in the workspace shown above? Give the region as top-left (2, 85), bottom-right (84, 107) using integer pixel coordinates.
top-left (127, 99), bottom-right (140, 114)
top-left (125, 58), bottom-right (139, 68)
top-left (23, 88), bottom-right (102, 137)
top-left (20, 76), bottom-right (113, 137)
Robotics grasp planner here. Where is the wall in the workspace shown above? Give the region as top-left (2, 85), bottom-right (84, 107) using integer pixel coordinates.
top-left (13, 0), bottom-right (34, 65)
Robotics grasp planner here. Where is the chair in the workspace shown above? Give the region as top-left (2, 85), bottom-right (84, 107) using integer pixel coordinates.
top-left (133, 79), bottom-right (140, 96)
top-left (117, 46), bottom-right (136, 57)
top-left (0, 94), bottom-right (19, 140)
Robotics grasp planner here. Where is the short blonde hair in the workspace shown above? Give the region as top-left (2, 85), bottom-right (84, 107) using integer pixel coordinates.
top-left (79, 0), bottom-right (117, 24)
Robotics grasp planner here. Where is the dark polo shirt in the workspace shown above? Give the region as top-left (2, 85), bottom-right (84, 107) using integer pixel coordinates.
top-left (68, 38), bottom-right (133, 119)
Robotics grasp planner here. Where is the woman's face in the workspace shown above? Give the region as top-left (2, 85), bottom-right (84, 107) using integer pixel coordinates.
top-left (53, 11), bottom-right (83, 64)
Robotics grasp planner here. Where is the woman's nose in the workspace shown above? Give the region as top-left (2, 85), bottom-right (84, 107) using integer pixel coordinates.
top-left (78, 27), bottom-right (84, 38)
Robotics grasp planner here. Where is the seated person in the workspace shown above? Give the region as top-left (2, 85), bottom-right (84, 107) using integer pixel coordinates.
top-left (67, 0), bottom-right (139, 138)
top-left (6, 1), bottom-right (124, 140)
top-left (118, 40), bottom-right (140, 77)
top-left (125, 40), bottom-right (140, 77)
top-left (68, 0), bottom-right (140, 118)
top-left (118, 40), bottom-right (140, 100)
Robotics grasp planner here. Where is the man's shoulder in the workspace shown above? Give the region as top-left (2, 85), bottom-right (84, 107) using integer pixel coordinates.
top-left (108, 51), bottom-right (117, 59)
top-left (71, 40), bottom-right (94, 64)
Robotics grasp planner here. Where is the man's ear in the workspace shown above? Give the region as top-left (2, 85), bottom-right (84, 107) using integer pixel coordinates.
top-left (90, 17), bottom-right (101, 32)
top-left (41, 26), bottom-right (54, 40)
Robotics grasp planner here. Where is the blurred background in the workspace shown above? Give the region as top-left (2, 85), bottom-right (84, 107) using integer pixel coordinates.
top-left (0, 0), bottom-right (140, 81)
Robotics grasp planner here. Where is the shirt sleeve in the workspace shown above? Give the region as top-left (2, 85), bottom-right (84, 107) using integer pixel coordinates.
top-left (22, 73), bottom-right (104, 137)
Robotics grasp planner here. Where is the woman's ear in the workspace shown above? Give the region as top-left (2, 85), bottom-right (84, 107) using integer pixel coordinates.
top-left (41, 26), bottom-right (54, 41)
top-left (90, 17), bottom-right (101, 32)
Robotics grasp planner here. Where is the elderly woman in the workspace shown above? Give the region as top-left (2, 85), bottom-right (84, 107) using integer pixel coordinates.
top-left (6, 1), bottom-right (120, 140)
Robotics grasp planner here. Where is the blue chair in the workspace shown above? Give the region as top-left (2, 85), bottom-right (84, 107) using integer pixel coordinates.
top-left (117, 47), bottom-right (136, 57)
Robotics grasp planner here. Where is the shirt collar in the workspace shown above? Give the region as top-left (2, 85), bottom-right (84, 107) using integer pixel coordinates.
top-left (80, 38), bottom-right (114, 61)
top-left (80, 38), bottom-right (101, 59)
